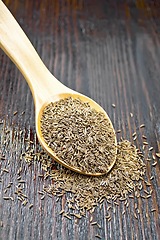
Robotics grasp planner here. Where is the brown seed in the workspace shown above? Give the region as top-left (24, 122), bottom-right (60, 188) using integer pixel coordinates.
top-left (91, 222), bottom-right (97, 225)
top-left (122, 210), bottom-right (125, 215)
top-left (2, 169), bottom-right (9, 173)
top-left (22, 200), bottom-right (28, 206)
top-left (152, 162), bottom-right (157, 166)
top-left (74, 214), bottom-right (82, 219)
top-left (156, 153), bottom-right (160, 158)
top-left (147, 195), bottom-right (151, 198)
top-left (151, 209), bottom-right (156, 212)
top-left (142, 135), bottom-right (147, 139)
top-left (38, 191), bottom-right (44, 195)
top-left (41, 195), bottom-right (45, 200)
top-left (3, 197), bottom-right (9, 200)
top-left (97, 223), bottom-right (101, 228)
top-left (59, 210), bottom-right (65, 215)
top-left (17, 197), bottom-right (23, 201)
top-left (148, 147), bottom-right (153, 151)
top-left (116, 130), bottom-right (121, 133)
top-left (133, 136), bottom-right (137, 141)
top-left (134, 213), bottom-right (137, 219)
top-left (14, 111), bottom-right (18, 115)
top-left (95, 235), bottom-right (102, 239)
top-left (64, 214), bottom-right (71, 220)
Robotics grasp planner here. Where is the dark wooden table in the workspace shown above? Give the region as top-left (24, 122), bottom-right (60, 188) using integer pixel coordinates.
top-left (0, 0), bottom-right (160, 239)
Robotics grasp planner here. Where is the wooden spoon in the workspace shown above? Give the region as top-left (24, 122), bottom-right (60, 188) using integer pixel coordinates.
top-left (0, 0), bottom-right (117, 176)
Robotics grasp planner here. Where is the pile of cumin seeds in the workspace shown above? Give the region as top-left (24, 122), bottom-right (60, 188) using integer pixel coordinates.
top-left (43, 140), bottom-right (146, 211)
top-left (40, 96), bottom-right (117, 174)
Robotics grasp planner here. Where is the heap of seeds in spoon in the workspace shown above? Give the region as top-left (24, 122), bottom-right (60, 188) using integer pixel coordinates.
top-left (40, 96), bottom-right (117, 174)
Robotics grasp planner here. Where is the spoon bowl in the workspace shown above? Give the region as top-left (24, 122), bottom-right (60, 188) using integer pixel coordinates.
top-left (0, 0), bottom-right (117, 176)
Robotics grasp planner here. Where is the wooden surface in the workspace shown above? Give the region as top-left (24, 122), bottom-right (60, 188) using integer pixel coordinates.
top-left (0, 0), bottom-right (160, 239)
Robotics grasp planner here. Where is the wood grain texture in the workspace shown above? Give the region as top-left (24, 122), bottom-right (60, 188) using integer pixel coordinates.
top-left (0, 0), bottom-right (160, 239)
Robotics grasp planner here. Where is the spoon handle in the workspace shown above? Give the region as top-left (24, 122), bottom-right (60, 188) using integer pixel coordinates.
top-left (0, 0), bottom-right (64, 108)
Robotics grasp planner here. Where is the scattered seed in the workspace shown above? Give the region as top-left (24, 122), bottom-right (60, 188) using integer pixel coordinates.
top-left (151, 209), bottom-right (156, 212)
top-left (122, 210), bottom-right (125, 215)
top-left (129, 195), bottom-right (134, 198)
top-left (141, 195), bottom-right (146, 199)
top-left (133, 136), bottom-right (137, 141)
top-left (150, 189), bottom-right (153, 194)
top-left (17, 197), bottom-right (23, 201)
top-left (130, 113), bottom-right (133, 117)
top-left (95, 235), bottom-right (102, 239)
top-left (22, 200), bottom-right (28, 206)
top-left (10, 197), bottom-right (14, 201)
top-left (64, 214), bottom-right (71, 220)
top-left (142, 135), bottom-right (147, 139)
top-left (140, 124), bottom-right (145, 128)
top-left (90, 216), bottom-right (93, 222)
top-left (152, 162), bottom-right (157, 166)
top-left (134, 213), bottom-right (137, 219)
top-left (147, 195), bottom-right (151, 198)
top-left (150, 176), bottom-right (154, 180)
top-left (14, 111), bottom-right (18, 115)
top-left (74, 214), bottom-right (82, 219)
top-left (97, 223), bottom-right (101, 228)
top-left (2, 169), bottom-right (9, 173)
top-left (116, 130), bottom-right (121, 133)
top-left (112, 104), bottom-right (116, 108)
top-left (38, 191), bottom-right (44, 195)
top-left (3, 197), bottom-right (9, 200)
top-left (143, 142), bottom-right (148, 145)
top-left (41, 195), bottom-right (45, 200)
top-left (148, 147), bottom-right (153, 151)
top-left (29, 204), bottom-right (33, 209)
top-left (132, 132), bottom-right (137, 137)
top-left (59, 210), bottom-right (65, 215)
top-left (156, 153), bottom-right (160, 158)
top-left (91, 222), bottom-right (97, 225)
top-left (1, 221), bottom-right (3, 227)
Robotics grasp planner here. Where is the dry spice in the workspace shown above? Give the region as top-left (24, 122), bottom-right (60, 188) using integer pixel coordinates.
top-left (40, 97), bottom-right (116, 174)
top-left (32, 140), bottom-right (146, 215)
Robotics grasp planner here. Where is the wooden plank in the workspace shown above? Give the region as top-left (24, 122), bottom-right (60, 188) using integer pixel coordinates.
top-left (0, 0), bottom-right (160, 239)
